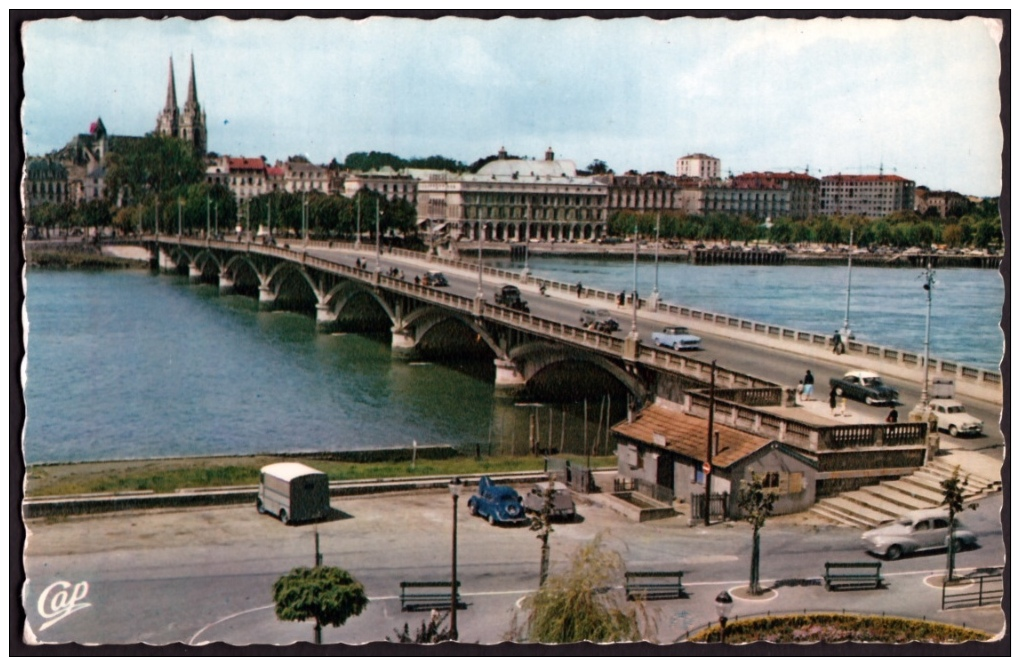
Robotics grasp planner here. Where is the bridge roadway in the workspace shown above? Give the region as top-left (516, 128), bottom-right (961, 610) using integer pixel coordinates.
top-left (149, 236), bottom-right (1004, 457)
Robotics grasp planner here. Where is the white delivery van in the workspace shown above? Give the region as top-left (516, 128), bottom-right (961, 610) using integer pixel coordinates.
top-left (257, 462), bottom-right (331, 525)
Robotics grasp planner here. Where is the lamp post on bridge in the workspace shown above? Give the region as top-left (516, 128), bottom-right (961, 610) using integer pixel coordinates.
top-left (649, 213), bottom-right (661, 309)
top-left (206, 195), bottom-right (211, 239)
top-left (177, 197), bottom-right (183, 239)
top-left (375, 198), bottom-right (382, 276)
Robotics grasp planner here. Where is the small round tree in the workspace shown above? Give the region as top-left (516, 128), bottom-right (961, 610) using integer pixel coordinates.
top-left (273, 565), bottom-right (369, 644)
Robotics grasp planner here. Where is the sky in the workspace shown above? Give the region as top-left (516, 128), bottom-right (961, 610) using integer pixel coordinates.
top-left (19, 13), bottom-right (1004, 197)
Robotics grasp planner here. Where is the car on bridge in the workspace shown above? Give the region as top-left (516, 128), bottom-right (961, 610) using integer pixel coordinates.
top-left (422, 271), bottom-right (448, 287)
top-left (829, 370), bottom-right (899, 406)
top-left (927, 400), bottom-right (984, 437)
top-left (580, 307), bottom-right (620, 334)
top-left (494, 285), bottom-right (530, 313)
top-left (467, 476), bottom-right (527, 526)
top-left (652, 326), bottom-right (702, 351)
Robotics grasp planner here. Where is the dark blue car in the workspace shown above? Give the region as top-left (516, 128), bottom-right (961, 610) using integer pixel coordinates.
top-left (467, 476), bottom-right (526, 526)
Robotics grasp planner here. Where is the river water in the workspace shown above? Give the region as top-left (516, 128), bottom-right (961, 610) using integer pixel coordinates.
top-left (22, 261), bottom-right (1003, 464)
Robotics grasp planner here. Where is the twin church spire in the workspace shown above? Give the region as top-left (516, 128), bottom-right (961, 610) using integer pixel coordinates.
top-left (155, 55), bottom-right (207, 154)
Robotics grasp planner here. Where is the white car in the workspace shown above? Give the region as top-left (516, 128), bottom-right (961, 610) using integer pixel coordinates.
top-left (927, 400), bottom-right (984, 437)
top-left (862, 508), bottom-right (978, 560)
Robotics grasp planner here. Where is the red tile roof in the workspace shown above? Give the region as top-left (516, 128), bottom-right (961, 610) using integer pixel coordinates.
top-left (266, 167), bottom-right (284, 177)
top-left (612, 403), bottom-right (770, 469)
top-left (227, 157), bottom-right (266, 172)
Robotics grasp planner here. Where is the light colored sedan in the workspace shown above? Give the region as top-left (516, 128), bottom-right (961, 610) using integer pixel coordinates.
top-left (927, 400), bottom-right (984, 437)
top-left (862, 508), bottom-right (978, 560)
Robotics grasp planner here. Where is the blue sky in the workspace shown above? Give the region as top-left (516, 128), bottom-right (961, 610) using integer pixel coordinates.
top-left (21, 15), bottom-right (1004, 197)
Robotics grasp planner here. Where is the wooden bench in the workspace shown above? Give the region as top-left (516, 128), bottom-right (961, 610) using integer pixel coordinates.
top-left (624, 571), bottom-right (686, 601)
top-left (823, 562), bottom-right (884, 591)
top-left (399, 581), bottom-right (466, 612)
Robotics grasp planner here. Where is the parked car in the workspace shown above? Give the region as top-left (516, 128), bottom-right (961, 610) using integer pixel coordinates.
top-left (523, 480), bottom-right (576, 521)
top-left (467, 476), bottom-right (527, 526)
top-left (829, 370), bottom-right (899, 406)
top-left (861, 508), bottom-right (978, 560)
top-left (652, 326), bottom-right (702, 351)
top-left (422, 271), bottom-right (448, 287)
top-left (256, 462), bottom-right (331, 525)
top-left (580, 307), bottom-right (619, 334)
top-left (494, 285), bottom-right (530, 312)
top-left (927, 400), bottom-right (984, 437)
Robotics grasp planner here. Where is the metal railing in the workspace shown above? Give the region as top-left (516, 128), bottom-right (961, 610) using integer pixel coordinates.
top-left (941, 567), bottom-right (1003, 610)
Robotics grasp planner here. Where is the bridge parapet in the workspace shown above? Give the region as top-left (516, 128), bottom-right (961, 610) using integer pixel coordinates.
top-left (305, 237), bottom-right (1000, 402)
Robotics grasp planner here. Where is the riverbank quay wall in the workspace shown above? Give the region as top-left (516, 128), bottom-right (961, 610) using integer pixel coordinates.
top-left (22, 469), bottom-right (581, 519)
top-left (311, 239), bottom-right (1000, 404)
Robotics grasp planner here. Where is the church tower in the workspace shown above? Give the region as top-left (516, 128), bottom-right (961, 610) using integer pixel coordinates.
top-left (155, 57), bottom-right (179, 138)
top-left (179, 55), bottom-right (207, 155)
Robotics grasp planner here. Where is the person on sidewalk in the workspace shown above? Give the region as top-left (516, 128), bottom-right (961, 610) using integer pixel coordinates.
top-left (803, 370), bottom-right (815, 401)
top-left (829, 386), bottom-right (840, 416)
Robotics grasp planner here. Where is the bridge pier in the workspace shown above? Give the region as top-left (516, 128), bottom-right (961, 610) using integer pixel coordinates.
top-left (188, 263), bottom-right (203, 283)
top-left (391, 328), bottom-right (418, 359)
top-left (158, 251), bottom-right (177, 273)
top-left (218, 272), bottom-right (235, 294)
top-left (315, 303), bottom-right (339, 333)
top-left (493, 358), bottom-right (526, 398)
top-left (258, 284), bottom-right (278, 310)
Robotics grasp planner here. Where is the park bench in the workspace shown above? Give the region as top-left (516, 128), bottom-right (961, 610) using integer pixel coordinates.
top-left (624, 570), bottom-right (686, 601)
top-left (823, 562), bottom-right (884, 591)
top-left (399, 581), bottom-right (466, 612)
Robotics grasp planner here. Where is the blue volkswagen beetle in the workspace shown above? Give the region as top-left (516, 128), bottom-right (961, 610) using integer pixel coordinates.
top-left (467, 476), bottom-right (527, 526)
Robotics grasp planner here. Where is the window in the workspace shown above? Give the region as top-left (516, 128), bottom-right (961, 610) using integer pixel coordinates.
top-left (762, 472), bottom-right (780, 488)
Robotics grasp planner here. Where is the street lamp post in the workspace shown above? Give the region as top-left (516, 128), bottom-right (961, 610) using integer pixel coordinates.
top-left (375, 199), bottom-right (382, 275)
top-left (355, 195), bottom-right (361, 248)
top-left (155, 197), bottom-right (160, 239)
top-left (715, 590), bottom-right (733, 644)
top-left (302, 193), bottom-right (309, 243)
top-left (522, 198), bottom-right (531, 280)
top-left (476, 221), bottom-right (485, 310)
top-left (630, 224), bottom-right (639, 337)
top-left (214, 202), bottom-right (218, 238)
top-left (913, 263), bottom-right (937, 417)
top-left (840, 228), bottom-right (855, 343)
top-left (448, 477), bottom-right (463, 641)
top-left (177, 198), bottom-right (183, 238)
top-left (206, 195), bottom-right (211, 239)
top-left (650, 213), bottom-right (661, 309)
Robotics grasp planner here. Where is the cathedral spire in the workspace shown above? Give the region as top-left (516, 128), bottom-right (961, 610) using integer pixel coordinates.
top-left (164, 57), bottom-right (178, 113)
top-left (184, 54), bottom-right (198, 109)
top-left (155, 56), bottom-right (180, 138)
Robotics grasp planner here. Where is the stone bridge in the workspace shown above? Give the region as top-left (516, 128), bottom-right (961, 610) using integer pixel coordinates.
top-left (138, 236), bottom-right (779, 402)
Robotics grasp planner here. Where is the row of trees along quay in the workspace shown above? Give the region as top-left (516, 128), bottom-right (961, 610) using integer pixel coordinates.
top-left (28, 140), bottom-right (1001, 252)
top-left (270, 466), bottom-right (980, 644)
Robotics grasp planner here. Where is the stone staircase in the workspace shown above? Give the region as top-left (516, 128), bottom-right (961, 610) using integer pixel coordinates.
top-left (810, 456), bottom-right (1002, 529)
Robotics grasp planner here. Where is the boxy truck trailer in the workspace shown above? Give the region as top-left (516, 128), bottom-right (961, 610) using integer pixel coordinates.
top-left (257, 462), bottom-right (331, 524)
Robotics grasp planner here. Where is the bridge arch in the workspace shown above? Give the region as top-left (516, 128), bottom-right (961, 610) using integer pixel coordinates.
top-left (508, 341), bottom-right (646, 401)
top-left (400, 306), bottom-right (506, 360)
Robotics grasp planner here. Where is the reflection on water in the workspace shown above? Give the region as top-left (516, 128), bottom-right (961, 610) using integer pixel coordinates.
top-left (24, 270), bottom-right (625, 464)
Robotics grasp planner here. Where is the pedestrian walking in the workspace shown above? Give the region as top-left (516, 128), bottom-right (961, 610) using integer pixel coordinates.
top-left (803, 370), bottom-right (815, 400)
top-left (796, 380), bottom-right (804, 402)
top-left (576, 282), bottom-right (584, 298)
top-left (886, 409), bottom-right (898, 423)
top-left (829, 386), bottom-right (839, 416)
top-left (832, 331), bottom-right (844, 354)
top-left (618, 290), bottom-right (625, 307)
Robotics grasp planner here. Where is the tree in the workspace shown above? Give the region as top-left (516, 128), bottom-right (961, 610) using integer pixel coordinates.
top-left (583, 159), bottom-right (610, 175)
top-left (941, 466), bottom-right (978, 582)
top-left (272, 565), bottom-right (369, 644)
top-left (737, 473), bottom-right (778, 596)
top-left (512, 537), bottom-right (651, 643)
top-left (103, 134), bottom-right (205, 206)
